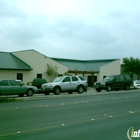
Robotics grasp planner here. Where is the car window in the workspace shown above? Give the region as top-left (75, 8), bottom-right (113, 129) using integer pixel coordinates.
top-left (72, 76), bottom-right (78, 81)
top-left (16, 80), bottom-right (24, 85)
top-left (120, 76), bottom-right (125, 81)
top-left (63, 77), bottom-right (70, 82)
top-left (125, 75), bottom-right (131, 80)
top-left (114, 76), bottom-right (120, 81)
top-left (53, 77), bottom-right (64, 82)
top-left (104, 76), bottom-right (114, 81)
top-left (78, 76), bottom-right (85, 81)
top-left (9, 80), bottom-right (21, 86)
top-left (0, 80), bottom-right (9, 86)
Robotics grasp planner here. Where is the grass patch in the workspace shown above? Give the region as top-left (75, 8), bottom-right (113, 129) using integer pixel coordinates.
top-left (0, 97), bottom-right (16, 102)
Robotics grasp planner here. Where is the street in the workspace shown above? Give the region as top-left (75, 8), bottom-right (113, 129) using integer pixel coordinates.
top-left (0, 89), bottom-right (140, 140)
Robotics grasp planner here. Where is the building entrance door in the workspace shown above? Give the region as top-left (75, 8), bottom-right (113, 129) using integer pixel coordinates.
top-left (88, 75), bottom-right (97, 87)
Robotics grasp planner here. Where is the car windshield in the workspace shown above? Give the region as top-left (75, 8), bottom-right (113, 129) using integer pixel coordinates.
top-left (53, 77), bottom-right (64, 82)
top-left (136, 81), bottom-right (140, 84)
top-left (103, 76), bottom-right (114, 81)
top-left (16, 80), bottom-right (24, 85)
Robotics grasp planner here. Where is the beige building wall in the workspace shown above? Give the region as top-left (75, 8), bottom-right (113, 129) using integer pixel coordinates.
top-left (12, 50), bottom-right (68, 83)
top-left (0, 70), bottom-right (32, 83)
top-left (98, 59), bottom-right (121, 81)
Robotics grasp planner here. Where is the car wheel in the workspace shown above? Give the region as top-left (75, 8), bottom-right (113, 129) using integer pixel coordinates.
top-left (26, 89), bottom-right (34, 96)
top-left (53, 87), bottom-right (60, 95)
top-left (125, 84), bottom-right (130, 90)
top-left (77, 85), bottom-right (84, 93)
top-left (44, 92), bottom-right (50, 95)
top-left (96, 88), bottom-right (101, 92)
top-left (68, 91), bottom-right (73, 94)
top-left (106, 85), bottom-right (112, 92)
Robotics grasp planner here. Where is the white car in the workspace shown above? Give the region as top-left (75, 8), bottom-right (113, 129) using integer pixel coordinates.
top-left (133, 80), bottom-right (140, 89)
top-left (41, 75), bottom-right (88, 95)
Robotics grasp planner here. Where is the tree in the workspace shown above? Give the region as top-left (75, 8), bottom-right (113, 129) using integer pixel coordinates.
top-left (64, 71), bottom-right (69, 76)
top-left (134, 60), bottom-right (140, 76)
top-left (46, 64), bottom-right (58, 81)
top-left (122, 57), bottom-right (140, 79)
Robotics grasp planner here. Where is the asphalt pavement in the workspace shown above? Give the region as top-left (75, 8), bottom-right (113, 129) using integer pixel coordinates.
top-left (0, 89), bottom-right (140, 140)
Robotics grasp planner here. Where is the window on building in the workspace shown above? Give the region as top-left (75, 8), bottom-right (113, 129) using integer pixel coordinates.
top-left (37, 74), bottom-right (42, 78)
top-left (103, 76), bottom-right (106, 79)
top-left (58, 74), bottom-right (63, 77)
top-left (17, 73), bottom-right (23, 81)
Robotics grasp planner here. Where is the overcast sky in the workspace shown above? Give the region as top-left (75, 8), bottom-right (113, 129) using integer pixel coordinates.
top-left (0, 0), bottom-right (140, 60)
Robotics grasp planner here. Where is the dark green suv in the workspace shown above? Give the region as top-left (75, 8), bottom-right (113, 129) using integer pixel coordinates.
top-left (32, 78), bottom-right (47, 93)
top-left (94, 75), bottom-right (132, 92)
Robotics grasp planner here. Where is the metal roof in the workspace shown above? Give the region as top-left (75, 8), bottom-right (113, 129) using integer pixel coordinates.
top-left (52, 58), bottom-right (119, 71)
top-left (0, 52), bottom-right (32, 70)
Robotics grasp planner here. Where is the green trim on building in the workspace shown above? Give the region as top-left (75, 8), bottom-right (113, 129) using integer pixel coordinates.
top-left (52, 58), bottom-right (118, 71)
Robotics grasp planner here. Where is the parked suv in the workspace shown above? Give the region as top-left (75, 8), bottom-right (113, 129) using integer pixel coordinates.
top-left (94, 75), bottom-right (132, 92)
top-left (41, 75), bottom-right (88, 95)
top-left (32, 78), bottom-right (47, 93)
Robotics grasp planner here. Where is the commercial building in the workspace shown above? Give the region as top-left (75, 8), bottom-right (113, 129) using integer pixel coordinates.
top-left (0, 49), bottom-right (121, 86)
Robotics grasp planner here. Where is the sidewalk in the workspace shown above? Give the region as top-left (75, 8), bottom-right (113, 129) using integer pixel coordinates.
top-left (87, 87), bottom-right (95, 91)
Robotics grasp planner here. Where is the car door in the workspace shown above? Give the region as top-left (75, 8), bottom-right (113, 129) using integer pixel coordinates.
top-left (0, 80), bottom-right (13, 95)
top-left (61, 77), bottom-right (72, 91)
top-left (71, 76), bottom-right (79, 90)
top-left (112, 76), bottom-right (120, 88)
top-left (119, 75), bottom-right (126, 88)
top-left (9, 80), bottom-right (25, 94)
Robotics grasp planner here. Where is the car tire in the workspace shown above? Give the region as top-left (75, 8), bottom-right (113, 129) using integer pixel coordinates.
top-left (96, 88), bottom-right (101, 92)
top-left (77, 85), bottom-right (84, 93)
top-left (53, 86), bottom-right (61, 95)
top-left (125, 84), bottom-right (130, 90)
top-left (106, 85), bottom-right (112, 92)
top-left (44, 92), bottom-right (50, 95)
top-left (26, 89), bottom-right (34, 96)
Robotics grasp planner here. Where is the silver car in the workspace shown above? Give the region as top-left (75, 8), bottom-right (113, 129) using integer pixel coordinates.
top-left (41, 75), bottom-right (88, 95)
